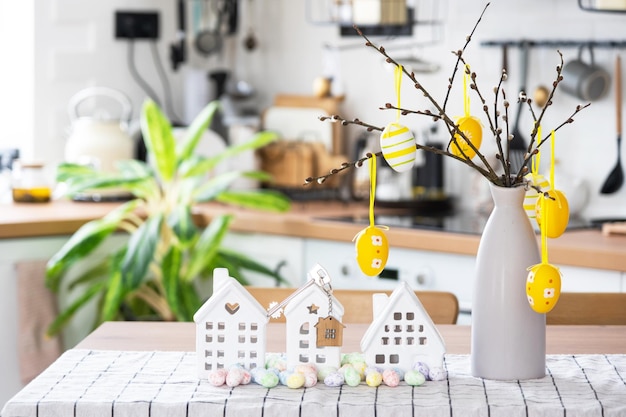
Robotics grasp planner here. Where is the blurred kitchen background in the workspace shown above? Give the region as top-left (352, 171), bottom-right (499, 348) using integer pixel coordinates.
top-left (0, 0), bottom-right (625, 220)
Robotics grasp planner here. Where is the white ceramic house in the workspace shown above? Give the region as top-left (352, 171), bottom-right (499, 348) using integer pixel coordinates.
top-left (283, 283), bottom-right (345, 369)
top-left (360, 281), bottom-right (446, 372)
top-left (193, 268), bottom-right (269, 379)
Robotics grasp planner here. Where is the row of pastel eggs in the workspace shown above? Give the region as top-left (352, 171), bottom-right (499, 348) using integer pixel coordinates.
top-left (206, 354), bottom-right (446, 389)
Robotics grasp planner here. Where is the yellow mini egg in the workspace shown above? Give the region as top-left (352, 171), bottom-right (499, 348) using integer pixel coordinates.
top-left (526, 263), bottom-right (562, 313)
top-left (354, 226), bottom-right (389, 276)
top-left (536, 190), bottom-right (570, 238)
top-left (451, 116), bottom-right (482, 159)
top-left (380, 123), bottom-right (417, 172)
top-left (523, 173), bottom-right (550, 222)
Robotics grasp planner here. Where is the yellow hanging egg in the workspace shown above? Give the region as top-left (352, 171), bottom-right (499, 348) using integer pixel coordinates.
top-left (451, 116), bottom-right (482, 159)
top-left (354, 226), bottom-right (389, 276)
top-left (380, 123), bottom-right (417, 173)
top-left (523, 173), bottom-right (550, 222)
top-left (536, 190), bottom-right (570, 238)
top-left (526, 263), bottom-right (562, 313)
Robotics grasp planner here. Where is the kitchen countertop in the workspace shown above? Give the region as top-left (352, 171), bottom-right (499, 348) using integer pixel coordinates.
top-left (0, 199), bottom-right (625, 272)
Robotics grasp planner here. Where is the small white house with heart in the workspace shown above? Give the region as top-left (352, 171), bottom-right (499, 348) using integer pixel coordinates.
top-left (283, 283), bottom-right (345, 369)
top-left (360, 281), bottom-right (445, 372)
top-left (193, 268), bottom-right (269, 379)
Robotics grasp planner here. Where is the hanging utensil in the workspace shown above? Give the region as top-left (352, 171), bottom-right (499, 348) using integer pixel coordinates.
top-left (195, 0), bottom-right (224, 56)
top-left (600, 54), bottom-right (624, 194)
top-left (509, 42), bottom-right (530, 174)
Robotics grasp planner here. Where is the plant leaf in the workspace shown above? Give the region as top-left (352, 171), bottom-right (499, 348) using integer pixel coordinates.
top-left (215, 190), bottom-right (291, 212)
top-left (121, 213), bottom-right (163, 289)
top-left (67, 258), bottom-right (115, 291)
top-left (141, 99), bottom-right (176, 182)
top-left (167, 205), bottom-right (199, 247)
top-left (177, 101), bottom-right (221, 161)
top-left (46, 199), bottom-right (140, 290)
top-left (162, 245), bottom-right (185, 320)
top-left (185, 214), bottom-right (233, 281)
top-left (184, 131), bottom-right (279, 178)
top-left (192, 171), bottom-right (244, 202)
top-left (180, 283), bottom-right (202, 321)
top-left (46, 281), bottom-right (106, 337)
top-left (218, 247), bottom-right (288, 285)
top-left (101, 266), bottom-right (125, 322)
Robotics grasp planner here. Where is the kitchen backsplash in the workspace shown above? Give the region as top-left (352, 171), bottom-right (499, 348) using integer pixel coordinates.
top-left (0, 0), bottom-right (624, 220)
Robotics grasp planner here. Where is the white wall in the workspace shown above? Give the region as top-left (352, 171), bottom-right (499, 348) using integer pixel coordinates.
top-left (0, 0), bottom-right (624, 218)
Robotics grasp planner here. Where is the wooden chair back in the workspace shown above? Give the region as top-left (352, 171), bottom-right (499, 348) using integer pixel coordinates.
top-left (546, 292), bottom-right (626, 325)
top-left (245, 286), bottom-right (459, 324)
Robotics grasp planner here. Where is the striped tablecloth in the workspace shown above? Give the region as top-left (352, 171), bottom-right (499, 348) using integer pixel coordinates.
top-left (2, 350), bottom-right (625, 417)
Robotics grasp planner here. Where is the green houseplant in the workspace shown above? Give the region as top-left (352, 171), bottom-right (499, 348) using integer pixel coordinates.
top-left (45, 99), bottom-right (290, 336)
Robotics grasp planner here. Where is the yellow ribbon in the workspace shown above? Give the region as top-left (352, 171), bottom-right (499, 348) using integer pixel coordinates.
top-left (463, 64), bottom-right (471, 118)
top-left (395, 65), bottom-right (403, 122)
top-left (369, 156), bottom-right (376, 227)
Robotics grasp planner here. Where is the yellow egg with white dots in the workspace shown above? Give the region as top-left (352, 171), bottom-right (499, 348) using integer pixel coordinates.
top-left (380, 123), bottom-right (417, 173)
top-left (526, 263), bottom-right (562, 313)
top-left (354, 226), bottom-right (389, 277)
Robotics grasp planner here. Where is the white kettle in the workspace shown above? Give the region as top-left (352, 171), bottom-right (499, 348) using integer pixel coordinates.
top-left (65, 87), bottom-right (135, 174)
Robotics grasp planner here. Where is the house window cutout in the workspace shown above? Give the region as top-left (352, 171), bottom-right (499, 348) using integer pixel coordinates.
top-left (217, 350), bottom-right (224, 357)
top-left (251, 351), bottom-right (257, 359)
top-left (206, 335), bottom-right (213, 343)
top-left (394, 325), bottom-right (402, 332)
top-left (382, 337), bottom-right (389, 345)
top-left (316, 354), bottom-right (326, 364)
top-left (394, 312), bottom-right (402, 320)
top-left (418, 324), bottom-right (424, 332)
top-left (389, 354), bottom-right (399, 364)
top-left (406, 312), bottom-right (415, 320)
top-left (384, 325), bottom-right (390, 332)
top-left (419, 337), bottom-right (428, 345)
top-left (407, 324), bottom-right (414, 332)
top-left (206, 322), bottom-right (213, 330)
top-left (238, 351), bottom-right (245, 358)
top-left (300, 322), bottom-right (310, 335)
top-left (325, 328), bottom-right (336, 339)
top-left (375, 354), bottom-right (385, 364)
top-left (218, 322), bottom-right (225, 330)
top-left (251, 323), bottom-right (258, 331)
top-left (217, 362), bottom-right (224, 368)
top-left (300, 340), bottom-right (309, 348)
top-left (299, 354), bottom-right (310, 362)
top-left (250, 363), bottom-right (257, 369)
top-left (205, 363), bottom-right (212, 370)
top-left (407, 337), bottom-right (415, 345)
top-left (238, 335), bottom-right (245, 343)
top-left (251, 335), bottom-right (258, 343)
top-left (394, 337), bottom-right (402, 345)
top-left (238, 323), bottom-right (246, 331)
top-left (217, 335), bottom-right (225, 343)
top-left (205, 350), bottom-right (212, 357)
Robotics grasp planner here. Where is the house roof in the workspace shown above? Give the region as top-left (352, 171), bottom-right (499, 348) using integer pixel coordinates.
top-left (359, 281), bottom-right (444, 352)
top-left (193, 268), bottom-right (268, 323)
top-left (283, 281), bottom-right (345, 318)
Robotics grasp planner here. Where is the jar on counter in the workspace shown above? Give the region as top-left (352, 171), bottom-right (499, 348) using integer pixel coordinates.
top-left (11, 160), bottom-right (52, 203)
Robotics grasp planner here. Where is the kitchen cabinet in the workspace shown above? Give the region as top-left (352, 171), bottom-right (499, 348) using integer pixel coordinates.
top-left (222, 232), bottom-right (306, 287)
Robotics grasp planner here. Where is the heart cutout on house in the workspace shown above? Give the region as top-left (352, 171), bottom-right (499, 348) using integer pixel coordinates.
top-left (225, 302), bottom-right (240, 315)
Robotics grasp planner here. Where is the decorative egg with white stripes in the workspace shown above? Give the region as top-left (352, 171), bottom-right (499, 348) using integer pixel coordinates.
top-left (523, 172), bottom-right (550, 224)
top-left (379, 123), bottom-right (416, 173)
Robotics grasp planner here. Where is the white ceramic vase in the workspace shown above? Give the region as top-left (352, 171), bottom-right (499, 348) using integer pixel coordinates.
top-left (471, 183), bottom-right (546, 380)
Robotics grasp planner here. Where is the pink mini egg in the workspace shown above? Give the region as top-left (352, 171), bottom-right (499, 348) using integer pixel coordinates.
top-left (303, 371), bottom-right (318, 388)
top-left (382, 369), bottom-right (400, 387)
top-left (226, 367), bottom-right (245, 387)
top-left (207, 368), bottom-right (228, 386)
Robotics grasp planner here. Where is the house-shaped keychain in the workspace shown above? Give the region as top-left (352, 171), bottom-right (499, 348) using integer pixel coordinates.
top-left (283, 280), bottom-right (345, 369)
top-left (193, 268), bottom-right (269, 379)
top-left (360, 281), bottom-right (446, 372)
